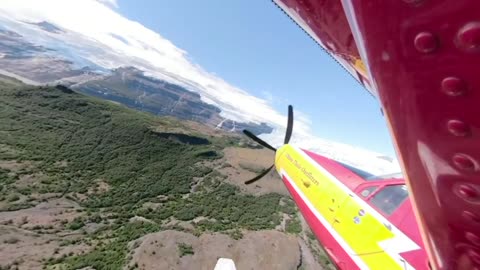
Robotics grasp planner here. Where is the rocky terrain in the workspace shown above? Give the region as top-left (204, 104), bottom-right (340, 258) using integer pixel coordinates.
top-left (0, 77), bottom-right (332, 270)
top-left (69, 67), bottom-right (272, 135)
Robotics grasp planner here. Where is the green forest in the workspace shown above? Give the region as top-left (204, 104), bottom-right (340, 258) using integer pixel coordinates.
top-left (0, 81), bottom-right (299, 269)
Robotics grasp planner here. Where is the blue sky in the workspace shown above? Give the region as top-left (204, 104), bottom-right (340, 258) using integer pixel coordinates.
top-left (116, 0), bottom-right (395, 156)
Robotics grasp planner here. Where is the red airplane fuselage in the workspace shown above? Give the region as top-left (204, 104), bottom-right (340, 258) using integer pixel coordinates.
top-left (275, 145), bottom-right (427, 269)
top-left (273, 0), bottom-right (480, 268)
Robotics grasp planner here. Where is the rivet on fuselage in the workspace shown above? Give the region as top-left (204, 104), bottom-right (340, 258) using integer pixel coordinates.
top-left (462, 211), bottom-right (480, 224)
top-left (402, 0), bottom-right (423, 4)
top-left (447, 120), bottom-right (471, 137)
top-left (466, 232), bottom-right (480, 247)
top-left (441, 77), bottom-right (467, 96)
top-left (453, 154), bottom-right (477, 171)
top-left (414, 32), bottom-right (438, 53)
top-left (456, 22), bottom-right (480, 52)
top-left (468, 249), bottom-right (480, 264)
top-left (456, 184), bottom-right (479, 200)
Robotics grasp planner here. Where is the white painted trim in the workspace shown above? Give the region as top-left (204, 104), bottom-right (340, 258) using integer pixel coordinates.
top-left (281, 169), bottom-right (370, 269)
top-left (287, 146), bottom-right (420, 269)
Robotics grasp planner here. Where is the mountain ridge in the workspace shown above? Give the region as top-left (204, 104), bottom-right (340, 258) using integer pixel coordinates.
top-left (0, 22), bottom-right (273, 135)
top-left (0, 5), bottom-right (400, 174)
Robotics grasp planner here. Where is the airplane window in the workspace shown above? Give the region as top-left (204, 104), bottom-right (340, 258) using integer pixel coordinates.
top-left (360, 186), bottom-right (378, 197)
top-left (365, 172), bottom-right (403, 180)
top-left (335, 161), bottom-right (402, 181)
top-left (370, 185), bottom-right (409, 215)
top-left (337, 161), bottom-right (375, 179)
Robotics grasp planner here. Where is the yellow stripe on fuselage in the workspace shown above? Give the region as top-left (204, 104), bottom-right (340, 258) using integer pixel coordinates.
top-left (276, 145), bottom-right (419, 270)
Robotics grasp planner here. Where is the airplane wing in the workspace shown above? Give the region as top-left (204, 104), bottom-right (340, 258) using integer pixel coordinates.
top-left (273, 0), bottom-right (376, 97)
top-left (274, 0), bottom-right (480, 269)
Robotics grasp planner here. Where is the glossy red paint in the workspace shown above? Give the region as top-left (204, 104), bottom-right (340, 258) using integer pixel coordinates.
top-left (273, 0), bottom-right (373, 94)
top-left (282, 174), bottom-right (358, 270)
top-left (302, 149), bottom-right (365, 190)
top-left (275, 0), bottom-right (480, 268)
top-left (275, 0), bottom-right (359, 58)
top-left (396, 200), bottom-right (430, 270)
top-left (304, 148), bottom-right (427, 269)
top-left (341, 1), bottom-right (480, 269)
top-left (356, 180), bottom-right (428, 269)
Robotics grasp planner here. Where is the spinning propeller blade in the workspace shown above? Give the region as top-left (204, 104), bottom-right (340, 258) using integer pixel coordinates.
top-left (284, 105), bottom-right (293, 144)
top-left (242, 130), bottom-right (276, 152)
top-left (242, 105), bottom-right (294, 185)
top-left (244, 165), bottom-right (275, 185)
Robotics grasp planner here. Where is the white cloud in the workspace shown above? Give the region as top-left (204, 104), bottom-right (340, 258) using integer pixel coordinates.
top-left (261, 90), bottom-right (274, 103)
top-left (0, 0), bottom-right (399, 174)
top-left (96, 0), bottom-right (118, 8)
top-left (0, 0), bottom-right (309, 131)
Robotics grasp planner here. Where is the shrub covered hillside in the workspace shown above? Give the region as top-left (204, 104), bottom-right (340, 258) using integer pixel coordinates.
top-left (0, 82), bottom-right (298, 269)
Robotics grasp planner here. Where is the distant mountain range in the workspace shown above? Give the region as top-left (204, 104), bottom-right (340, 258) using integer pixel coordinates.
top-left (0, 24), bottom-right (271, 135)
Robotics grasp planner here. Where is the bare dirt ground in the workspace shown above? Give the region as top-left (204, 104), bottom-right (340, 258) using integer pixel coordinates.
top-left (0, 197), bottom-right (89, 270)
top-left (0, 198), bottom-right (82, 229)
top-left (0, 158), bottom-right (93, 269)
top-left (0, 225), bottom-right (91, 270)
top-left (127, 230), bottom-right (301, 270)
top-left (0, 160), bottom-right (36, 172)
top-left (217, 147), bottom-right (289, 196)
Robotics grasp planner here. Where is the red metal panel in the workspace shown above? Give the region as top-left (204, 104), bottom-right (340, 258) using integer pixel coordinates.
top-left (354, 182), bottom-right (428, 269)
top-left (397, 200), bottom-right (430, 270)
top-left (302, 149), bottom-right (365, 190)
top-left (275, 0), bottom-right (480, 268)
top-left (273, 0), bottom-right (375, 95)
top-left (341, 1), bottom-right (480, 269)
